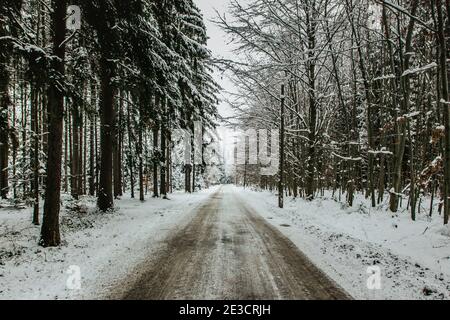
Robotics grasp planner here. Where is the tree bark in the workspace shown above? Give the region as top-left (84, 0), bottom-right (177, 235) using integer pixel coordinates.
top-left (40, 0), bottom-right (67, 247)
top-left (436, 0), bottom-right (450, 224)
top-left (152, 126), bottom-right (159, 197)
top-left (31, 86), bottom-right (39, 225)
top-left (278, 83), bottom-right (285, 208)
top-left (0, 36), bottom-right (10, 199)
top-left (113, 92), bottom-right (122, 199)
top-left (89, 83), bottom-right (96, 196)
top-left (126, 92), bottom-right (135, 198)
top-left (138, 101), bottom-right (144, 202)
top-left (97, 60), bottom-right (115, 212)
top-left (71, 105), bottom-right (80, 200)
top-left (0, 72), bottom-right (10, 199)
top-left (160, 127), bottom-right (167, 198)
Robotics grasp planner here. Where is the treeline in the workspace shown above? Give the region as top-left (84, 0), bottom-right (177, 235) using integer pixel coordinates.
top-left (0, 0), bottom-right (219, 246)
top-left (219, 0), bottom-right (449, 225)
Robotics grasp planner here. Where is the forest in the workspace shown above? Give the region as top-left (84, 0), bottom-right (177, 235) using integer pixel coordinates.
top-left (219, 0), bottom-right (450, 226)
top-left (1, 0), bottom-right (450, 301)
top-left (0, 0), bottom-right (219, 247)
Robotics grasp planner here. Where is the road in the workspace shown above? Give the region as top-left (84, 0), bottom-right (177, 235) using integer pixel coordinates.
top-left (117, 186), bottom-right (350, 300)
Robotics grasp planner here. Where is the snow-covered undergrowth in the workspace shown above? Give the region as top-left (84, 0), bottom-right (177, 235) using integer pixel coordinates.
top-left (0, 187), bottom-right (217, 300)
top-left (237, 186), bottom-right (450, 300)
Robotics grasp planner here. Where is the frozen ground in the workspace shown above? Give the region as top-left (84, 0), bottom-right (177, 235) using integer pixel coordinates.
top-left (0, 187), bottom-right (218, 300)
top-left (237, 186), bottom-right (450, 300)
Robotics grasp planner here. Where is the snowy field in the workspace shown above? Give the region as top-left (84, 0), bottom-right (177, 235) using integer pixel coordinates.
top-left (0, 187), bottom-right (218, 300)
top-left (236, 186), bottom-right (450, 300)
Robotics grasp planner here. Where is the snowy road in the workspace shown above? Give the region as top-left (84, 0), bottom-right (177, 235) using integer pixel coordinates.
top-left (116, 186), bottom-right (350, 300)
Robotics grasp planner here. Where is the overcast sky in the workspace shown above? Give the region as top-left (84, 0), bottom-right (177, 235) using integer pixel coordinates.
top-left (195, 0), bottom-right (236, 119)
top-left (194, 0), bottom-right (231, 56)
top-left (195, 0), bottom-right (238, 167)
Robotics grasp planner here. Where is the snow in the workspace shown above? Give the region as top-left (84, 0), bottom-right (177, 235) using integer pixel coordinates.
top-left (368, 149), bottom-right (393, 156)
top-left (372, 74), bottom-right (395, 82)
top-left (332, 152), bottom-right (362, 162)
top-left (0, 187), bottom-right (218, 300)
top-left (236, 186), bottom-right (450, 300)
top-left (1, 184), bottom-right (448, 300)
top-left (404, 111), bottom-right (421, 118)
top-left (402, 62), bottom-right (437, 77)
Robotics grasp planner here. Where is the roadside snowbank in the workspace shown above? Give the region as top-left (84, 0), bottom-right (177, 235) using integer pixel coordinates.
top-left (237, 186), bottom-right (450, 300)
top-left (0, 187), bottom-right (217, 300)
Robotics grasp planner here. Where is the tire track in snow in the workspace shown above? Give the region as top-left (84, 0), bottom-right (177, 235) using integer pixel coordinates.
top-left (117, 186), bottom-right (351, 300)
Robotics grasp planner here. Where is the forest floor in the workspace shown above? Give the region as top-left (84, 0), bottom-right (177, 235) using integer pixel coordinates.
top-left (0, 185), bottom-right (449, 300)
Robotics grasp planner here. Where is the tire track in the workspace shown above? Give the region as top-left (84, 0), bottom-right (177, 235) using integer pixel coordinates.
top-left (117, 186), bottom-right (351, 300)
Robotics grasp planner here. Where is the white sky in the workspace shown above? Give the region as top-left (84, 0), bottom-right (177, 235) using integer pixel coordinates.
top-left (195, 0), bottom-right (236, 118)
top-left (195, 0), bottom-right (239, 168)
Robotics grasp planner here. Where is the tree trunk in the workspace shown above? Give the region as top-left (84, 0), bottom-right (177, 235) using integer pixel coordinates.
top-left (409, 122), bottom-right (416, 221)
top-left (436, 0), bottom-right (450, 224)
top-left (160, 127), bottom-right (167, 199)
top-left (126, 92), bottom-right (135, 198)
top-left (0, 52), bottom-right (10, 199)
top-left (97, 60), bottom-right (115, 212)
top-left (89, 84), bottom-right (96, 196)
top-left (78, 107), bottom-right (84, 196)
top-left (185, 164), bottom-right (191, 193)
top-left (192, 163), bottom-right (196, 192)
top-left (83, 111), bottom-right (87, 195)
top-left (31, 87), bottom-right (39, 225)
top-left (138, 102), bottom-right (144, 202)
top-left (113, 92), bottom-right (121, 199)
top-left (40, 0), bottom-right (67, 247)
top-left (71, 106), bottom-right (80, 200)
top-left (11, 70), bottom-right (17, 199)
top-left (152, 126), bottom-right (159, 197)
top-left (117, 92), bottom-right (123, 197)
top-left (305, 9), bottom-right (317, 201)
top-left (278, 83), bottom-right (285, 208)
top-left (64, 106), bottom-right (69, 193)
top-left (167, 130), bottom-right (172, 194)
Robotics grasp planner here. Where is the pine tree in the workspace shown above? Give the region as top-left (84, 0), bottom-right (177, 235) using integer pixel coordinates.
top-left (40, 0), bottom-right (67, 247)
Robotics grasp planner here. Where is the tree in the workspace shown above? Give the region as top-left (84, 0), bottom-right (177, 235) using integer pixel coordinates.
top-left (0, 0), bottom-right (22, 199)
top-left (435, 0), bottom-right (450, 224)
top-left (218, 0), bottom-right (448, 225)
top-left (0, 0), bottom-right (219, 247)
top-left (40, 0), bottom-right (67, 247)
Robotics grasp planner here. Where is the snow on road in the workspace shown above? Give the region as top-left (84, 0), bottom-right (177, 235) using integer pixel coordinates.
top-left (237, 186), bottom-right (450, 300)
top-left (1, 184), bottom-right (449, 300)
top-left (116, 186), bottom-right (349, 300)
top-left (0, 187), bottom-right (218, 300)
